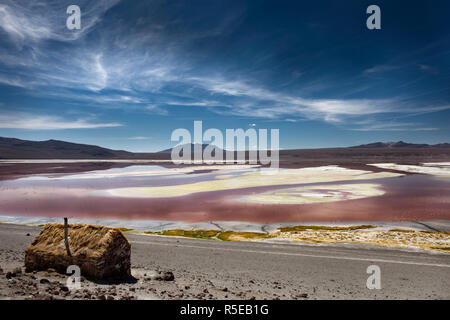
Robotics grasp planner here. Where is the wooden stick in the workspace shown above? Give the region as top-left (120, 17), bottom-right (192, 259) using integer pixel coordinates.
top-left (64, 217), bottom-right (72, 257)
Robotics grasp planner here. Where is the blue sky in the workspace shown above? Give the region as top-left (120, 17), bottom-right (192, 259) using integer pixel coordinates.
top-left (0, 0), bottom-right (449, 152)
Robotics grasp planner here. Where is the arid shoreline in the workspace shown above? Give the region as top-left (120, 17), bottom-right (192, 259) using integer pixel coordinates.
top-left (1, 222), bottom-right (449, 300)
top-left (2, 145), bottom-right (450, 180)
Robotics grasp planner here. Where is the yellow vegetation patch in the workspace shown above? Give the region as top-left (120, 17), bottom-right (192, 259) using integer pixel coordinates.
top-left (276, 229), bottom-right (450, 253)
top-left (217, 231), bottom-right (272, 241)
top-left (144, 225), bottom-right (450, 253)
top-left (388, 229), bottom-right (414, 233)
top-left (145, 229), bottom-right (270, 241)
top-left (279, 225), bottom-right (376, 232)
top-left (432, 247), bottom-right (450, 252)
top-left (145, 229), bottom-right (220, 239)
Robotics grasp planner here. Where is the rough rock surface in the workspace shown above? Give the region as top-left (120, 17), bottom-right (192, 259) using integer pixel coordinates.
top-left (25, 224), bottom-right (131, 279)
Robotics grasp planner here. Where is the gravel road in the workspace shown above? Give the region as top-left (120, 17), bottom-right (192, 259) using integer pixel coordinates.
top-left (0, 223), bottom-right (449, 300)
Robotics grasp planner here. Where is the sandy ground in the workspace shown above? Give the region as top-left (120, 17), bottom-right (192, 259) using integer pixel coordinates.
top-left (1, 223), bottom-right (449, 300)
top-left (235, 183), bottom-right (385, 204)
top-left (102, 166), bottom-right (402, 198)
top-left (369, 163), bottom-right (450, 177)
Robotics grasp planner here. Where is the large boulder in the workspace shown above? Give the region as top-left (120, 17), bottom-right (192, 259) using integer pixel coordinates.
top-left (25, 223), bottom-right (131, 279)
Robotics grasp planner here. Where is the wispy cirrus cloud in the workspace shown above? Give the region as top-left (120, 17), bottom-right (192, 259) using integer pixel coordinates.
top-left (349, 121), bottom-right (439, 132)
top-left (0, 76), bottom-right (28, 88)
top-left (0, 113), bottom-right (122, 130)
top-left (0, 0), bottom-right (448, 138)
top-left (364, 65), bottom-right (401, 74)
top-left (0, 0), bottom-right (121, 44)
top-left (186, 76), bottom-right (450, 124)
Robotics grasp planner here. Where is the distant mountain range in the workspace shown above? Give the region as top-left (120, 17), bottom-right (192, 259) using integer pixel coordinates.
top-left (350, 141), bottom-right (450, 149)
top-left (0, 137), bottom-right (134, 159)
top-left (158, 143), bottom-right (219, 153)
top-left (0, 137), bottom-right (449, 159)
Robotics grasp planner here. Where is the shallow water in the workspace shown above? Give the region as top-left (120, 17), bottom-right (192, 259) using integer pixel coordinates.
top-left (0, 165), bottom-right (448, 223)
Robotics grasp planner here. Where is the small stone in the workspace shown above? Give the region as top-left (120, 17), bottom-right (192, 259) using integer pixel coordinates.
top-left (29, 293), bottom-right (53, 300)
top-left (160, 271), bottom-right (174, 281)
top-left (6, 272), bottom-right (13, 279)
top-left (13, 267), bottom-right (22, 275)
top-left (40, 278), bottom-right (50, 284)
top-left (98, 294), bottom-right (106, 300)
top-left (26, 233), bottom-right (30, 236)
